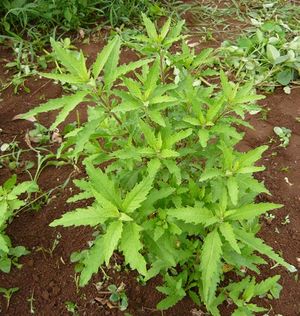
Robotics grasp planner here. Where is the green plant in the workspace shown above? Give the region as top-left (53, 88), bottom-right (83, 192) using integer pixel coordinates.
top-left (0, 175), bottom-right (38, 273)
top-left (273, 126), bottom-right (291, 148)
top-left (65, 301), bottom-right (78, 315)
top-left (220, 19), bottom-right (300, 90)
top-left (24, 15), bottom-right (296, 315)
top-left (0, 287), bottom-right (19, 309)
top-left (107, 283), bottom-right (128, 311)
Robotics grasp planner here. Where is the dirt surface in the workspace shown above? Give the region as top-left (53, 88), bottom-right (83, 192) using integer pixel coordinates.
top-left (1, 9), bottom-right (300, 316)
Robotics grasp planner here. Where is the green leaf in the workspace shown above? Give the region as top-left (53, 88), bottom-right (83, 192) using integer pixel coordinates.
top-left (139, 120), bottom-right (159, 150)
top-left (102, 221), bottom-right (123, 265)
top-left (163, 160), bottom-right (181, 185)
top-left (200, 169), bottom-right (223, 182)
top-left (116, 59), bottom-right (152, 79)
top-left (144, 58), bottom-right (160, 98)
top-left (148, 111), bottom-right (166, 127)
top-left (86, 163), bottom-right (122, 209)
top-left (50, 92), bottom-right (87, 129)
top-left (227, 177), bottom-right (238, 205)
top-left (219, 222), bottom-right (240, 254)
top-left (92, 36), bottom-right (120, 79)
top-left (160, 18), bottom-right (171, 41)
top-left (50, 38), bottom-right (89, 81)
top-left (0, 235), bottom-right (9, 253)
top-left (266, 44), bottom-right (280, 63)
top-left (39, 72), bottom-right (87, 84)
top-left (255, 275), bottom-right (281, 297)
top-left (119, 222), bottom-right (147, 275)
top-left (50, 206), bottom-right (111, 227)
top-left (103, 36), bottom-right (121, 89)
top-left (10, 181), bottom-right (38, 197)
top-left (157, 293), bottom-right (184, 310)
top-left (160, 149), bottom-right (179, 158)
top-left (80, 236), bottom-right (105, 286)
top-left (234, 229), bottom-right (295, 272)
top-left (142, 13), bottom-right (158, 40)
top-left (220, 70), bottom-right (233, 100)
top-left (198, 129), bottom-right (210, 148)
top-left (122, 160), bottom-right (159, 213)
top-left (167, 206), bottom-right (213, 225)
top-left (200, 229), bottom-right (223, 302)
top-left (225, 203), bottom-right (282, 221)
top-left (238, 146), bottom-right (268, 168)
top-left (276, 70), bottom-right (293, 86)
top-left (22, 92), bottom-right (87, 130)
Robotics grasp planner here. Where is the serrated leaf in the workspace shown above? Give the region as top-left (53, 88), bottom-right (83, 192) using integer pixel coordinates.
top-left (148, 110), bottom-right (166, 127)
top-left (167, 206), bottom-right (213, 225)
top-left (163, 160), bottom-right (181, 185)
top-left (157, 293), bottom-right (185, 310)
top-left (39, 72), bottom-right (87, 84)
top-left (227, 177), bottom-right (238, 205)
top-left (255, 275), bottom-right (281, 297)
top-left (160, 18), bottom-right (171, 41)
top-left (119, 222), bottom-right (147, 275)
top-left (234, 229), bottom-right (295, 272)
top-left (200, 169), bottom-right (223, 181)
top-left (0, 235), bottom-right (9, 253)
top-left (50, 38), bottom-right (89, 81)
top-left (198, 129), bottom-right (210, 148)
top-left (140, 120), bottom-right (159, 150)
top-left (10, 181), bottom-right (38, 197)
top-left (225, 203), bottom-right (282, 221)
top-left (102, 221), bottom-right (123, 265)
top-left (238, 146), bottom-right (268, 167)
top-left (142, 13), bottom-right (158, 39)
top-left (116, 59), bottom-right (152, 79)
top-left (50, 91), bottom-right (88, 130)
top-left (220, 70), bottom-right (233, 100)
top-left (92, 36), bottom-right (119, 79)
top-left (122, 160), bottom-right (159, 213)
top-left (200, 229), bottom-right (223, 302)
top-left (86, 163), bottom-right (122, 209)
top-left (80, 236), bottom-right (105, 286)
top-left (103, 36), bottom-right (121, 89)
top-left (219, 222), bottom-right (240, 254)
top-left (160, 149), bottom-right (179, 158)
top-left (144, 58), bottom-right (160, 98)
top-left (50, 206), bottom-right (112, 227)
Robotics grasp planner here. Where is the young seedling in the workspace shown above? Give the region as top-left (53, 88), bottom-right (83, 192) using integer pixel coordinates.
top-left (65, 301), bottom-right (78, 315)
top-left (0, 287), bottom-right (19, 309)
top-left (273, 126), bottom-right (292, 147)
top-left (27, 290), bottom-right (35, 314)
top-left (108, 283), bottom-right (128, 312)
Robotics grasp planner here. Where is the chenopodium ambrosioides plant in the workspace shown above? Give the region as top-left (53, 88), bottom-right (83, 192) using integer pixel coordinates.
top-left (22, 16), bottom-right (296, 315)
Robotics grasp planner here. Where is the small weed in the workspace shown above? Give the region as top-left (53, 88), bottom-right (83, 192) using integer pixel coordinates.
top-left (273, 127), bottom-right (292, 147)
top-left (36, 233), bottom-right (62, 258)
top-left (280, 166), bottom-right (289, 173)
top-left (65, 301), bottom-right (78, 315)
top-left (265, 213), bottom-right (276, 224)
top-left (281, 215), bottom-right (290, 226)
top-left (0, 287), bottom-right (19, 309)
top-left (108, 283), bottom-right (128, 312)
